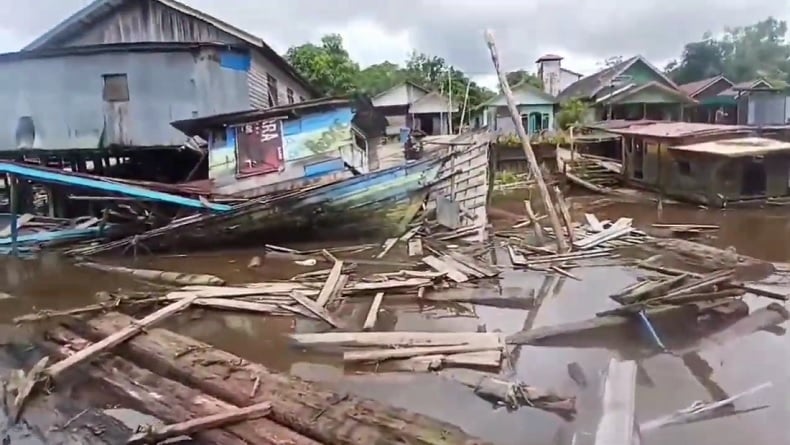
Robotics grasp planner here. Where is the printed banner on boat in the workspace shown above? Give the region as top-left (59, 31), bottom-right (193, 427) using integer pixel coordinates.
top-left (282, 107), bottom-right (354, 161)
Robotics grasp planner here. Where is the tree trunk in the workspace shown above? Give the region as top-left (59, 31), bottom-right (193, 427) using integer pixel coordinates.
top-left (38, 327), bottom-right (317, 445)
top-left (65, 312), bottom-right (493, 445)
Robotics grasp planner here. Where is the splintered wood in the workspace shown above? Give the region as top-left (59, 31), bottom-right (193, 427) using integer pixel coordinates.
top-left (363, 293), bottom-right (384, 331)
top-left (126, 402), bottom-right (273, 445)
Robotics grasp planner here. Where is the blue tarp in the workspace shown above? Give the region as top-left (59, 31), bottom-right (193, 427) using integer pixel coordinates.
top-left (0, 162), bottom-right (231, 212)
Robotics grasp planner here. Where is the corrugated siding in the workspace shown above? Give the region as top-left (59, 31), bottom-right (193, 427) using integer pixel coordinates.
top-left (248, 59), bottom-right (269, 109)
top-left (53, 0), bottom-right (314, 108)
top-left (0, 49), bottom-right (250, 151)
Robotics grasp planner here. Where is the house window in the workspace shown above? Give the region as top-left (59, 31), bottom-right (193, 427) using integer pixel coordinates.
top-left (267, 74), bottom-right (279, 107)
top-left (676, 160), bottom-right (692, 176)
top-left (287, 88), bottom-right (295, 104)
top-left (102, 74), bottom-right (129, 102)
top-left (541, 114), bottom-right (550, 131)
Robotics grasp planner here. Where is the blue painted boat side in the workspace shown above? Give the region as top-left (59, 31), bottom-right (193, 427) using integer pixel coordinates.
top-left (0, 226), bottom-right (103, 246)
top-left (0, 163), bottom-right (231, 212)
top-left (296, 158), bottom-right (442, 206)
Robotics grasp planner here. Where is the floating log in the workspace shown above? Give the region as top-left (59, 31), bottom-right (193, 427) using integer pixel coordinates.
top-left (67, 312), bottom-right (494, 445)
top-left (39, 327), bottom-right (317, 445)
top-left (77, 262), bottom-right (225, 286)
top-left (127, 402), bottom-right (273, 445)
top-left (507, 304), bottom-right (702, 346)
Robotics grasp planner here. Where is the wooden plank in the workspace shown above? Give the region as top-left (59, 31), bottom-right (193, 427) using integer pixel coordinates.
top-left (595, 359), bottom-right (638, 445)
top-left (46, 295), bottom-right (198, 379)
top-left (407, 238), bottom-right (423, 257)
top-left (290, 292), bottom-right (344, 328)
top-left (375, 238), bottom-right (398, 259)
top-left (290, 332), bottom-right (502, 348)
top-left (448, 252), bottom-right (498, 277)
top-left (344, 344), bottom-right (500, 362)
top-left (363, 292), bottom-right (384, 331)
top-left (506, 245), bottom-right (528, 267)
top-left (0, 213), bottom-right (33, 238)
top-left (126, 402), bottom-right (273, 445)
top-left (441, 255), bottom-right (484, 278)
top-left (75, 217), bottom-right (101, 230)
top-left (422, 255), bottom-right (468, 283)
top-left (585, 213), bottom-right (604, 232)
top-left (314, 260), bottom-right (344, 307)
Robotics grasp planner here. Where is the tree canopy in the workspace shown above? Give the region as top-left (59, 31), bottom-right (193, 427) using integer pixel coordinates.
top-left (666, 17), bottom-right (790, 86)
top-left (285, 35), bottom-right (495, 117)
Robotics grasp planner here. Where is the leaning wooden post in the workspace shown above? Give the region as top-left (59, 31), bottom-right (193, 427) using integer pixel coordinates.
top-left (484, 30), bottom-right (569, 253)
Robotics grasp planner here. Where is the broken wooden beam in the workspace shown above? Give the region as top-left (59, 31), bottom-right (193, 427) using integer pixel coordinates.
top-left (595, 359), bottom-right (638, 445)
top-left (421, 255), bottom-right (468, 283)
top-left (46, 295), bottom-right (198, 380)
top-left (126, 402), bottom-right (273, 445)
top-left (314, 259), bottom-right (344, 307)
top-left (290, 331), bottom-right (503, 348)
top-left (363, 292), bottom-right (384, 331)
top-left (290, 292), bottom-right (344, 328)
top-left (344, 344), bottom-right (501, 363)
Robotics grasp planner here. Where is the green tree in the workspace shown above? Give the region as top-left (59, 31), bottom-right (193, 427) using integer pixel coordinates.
top-left (355, 61), bottom-right (406, 95)
top-left (556, 99), bottom-right (588, 130)
top-left (285, 34), bottom-right (360, 96)
top-left (667, 17), bottom-right (790, 86)
top-left (505, 70), bottom-right (543, 89)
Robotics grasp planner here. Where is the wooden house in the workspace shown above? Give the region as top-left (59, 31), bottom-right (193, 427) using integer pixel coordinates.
top-left (592, 121), bottom-right (790, 205)
top-left (23, 0), bottom-right (317, 112)
top-left (681, 78), bottom-right (789, 126)
top-left (371, 81), bottom-right (458, 138)
top-left (479, 81), bottom-right (557, 135)
top-left (558, 56), bottom-right (696, 121)
top-left (171, 98), bottom-right (384, 197)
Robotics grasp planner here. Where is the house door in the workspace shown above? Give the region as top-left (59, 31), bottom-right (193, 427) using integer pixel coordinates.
top-left (235, 119), bottom-right (285, 177)
top-left (741, 157), bottom-right (766, 196)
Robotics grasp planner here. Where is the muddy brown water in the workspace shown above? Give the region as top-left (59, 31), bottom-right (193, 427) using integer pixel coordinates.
top-left (0, 197), bottom-right (788, 444)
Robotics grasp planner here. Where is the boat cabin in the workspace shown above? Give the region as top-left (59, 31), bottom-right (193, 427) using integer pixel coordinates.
top-left (171, 98), bottom-right (384, 197)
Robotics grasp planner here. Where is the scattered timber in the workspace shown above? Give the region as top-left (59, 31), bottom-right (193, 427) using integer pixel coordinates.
top-left (388, 351), bottom-right (503, 372)
top-left (39, 327), bottom-right (317, 445)
top-left (66, 312), bottom-right (494, 445)
top-left (0, 349), bottom-right (131, 444)
top-left (290, 292), bottom-right (345, 328)
top-left (314, 260), bottom-right (344, 307)
top-left (439, 369), bottom-right (576, 419)
top-left (77, 262), bottom-right (225, 286)
top-left (422, 255), bottom-right (469, 283)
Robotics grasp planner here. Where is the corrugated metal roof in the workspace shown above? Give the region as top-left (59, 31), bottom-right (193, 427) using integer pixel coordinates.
top-left (22, 0), bottom-right (318, 96)
top-left (670, 137), bottom-right (790, 156)
top-left (589, 121), bottom-right (752, 139)
top-left (677, 75), bottom-right (732, 97)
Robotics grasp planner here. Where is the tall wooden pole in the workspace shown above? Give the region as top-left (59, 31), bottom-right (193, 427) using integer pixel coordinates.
top-left (484, 31), bottom-right (569, 252)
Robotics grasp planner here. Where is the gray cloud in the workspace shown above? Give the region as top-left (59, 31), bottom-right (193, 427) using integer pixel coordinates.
top-left (1, 0), bottom-right (788, 74)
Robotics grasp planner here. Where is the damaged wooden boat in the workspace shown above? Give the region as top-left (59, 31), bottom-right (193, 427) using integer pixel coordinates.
top-left (69, 131), bottom-right (491, 255)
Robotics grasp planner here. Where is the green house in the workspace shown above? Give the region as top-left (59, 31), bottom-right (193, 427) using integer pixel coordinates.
top-left (480, 81), bottom-right (557, 135)
top-left (558, 56), bottom-right (696, 121)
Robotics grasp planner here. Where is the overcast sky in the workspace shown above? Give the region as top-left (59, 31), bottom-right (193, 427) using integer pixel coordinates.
top-left (1, 0), bottom-right (788, 89)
